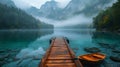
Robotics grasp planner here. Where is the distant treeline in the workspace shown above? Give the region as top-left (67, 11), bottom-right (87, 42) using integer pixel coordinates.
top-left (60, 24), bottom-right (93, 29)
top-left (93, 0), bottom-right (120, 32)
top-left (0, 4), bottom-right (54, 29)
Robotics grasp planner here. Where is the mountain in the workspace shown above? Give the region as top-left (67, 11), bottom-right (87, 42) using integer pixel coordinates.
top-left (0, 0), bottom-right (16, 7)
top-left (0, 4), bottom-right (54, 29)
top-left (38, 0), bottom-right (62, 20)
top-left (26, 6), bottom-right (40, 16)
top-left (64, 0), bottom-right (115, 16)
top-left (26, 0), bottom-right (63, 20)
top-left (26, 0), bottom-right (116, 20)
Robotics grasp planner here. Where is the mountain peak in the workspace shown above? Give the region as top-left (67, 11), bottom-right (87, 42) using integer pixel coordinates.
top-left (26, 0), bottom-right (117, 20)
top-left (42, 0), bottom-right (58, 7)
top-left (38, 0), bottom-right (62, 19)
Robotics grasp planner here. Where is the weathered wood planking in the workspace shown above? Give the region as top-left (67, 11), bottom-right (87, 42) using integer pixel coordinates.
top-left (39, 37), bottom-right (83, 67)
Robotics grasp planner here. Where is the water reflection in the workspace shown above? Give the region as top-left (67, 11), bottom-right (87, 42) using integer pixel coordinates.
top-left (0, 30), bottom-right (53, 42)
top-left (92, 32), bottom-right (120, 65)
top-left (92, 32), bottom-right (120, 47)
top-left (1, 29), bottom-right (120, 67)
top-left (0, 29), bottom-right (53, 67)
top-left (0, 30), bottom-right (53, 49)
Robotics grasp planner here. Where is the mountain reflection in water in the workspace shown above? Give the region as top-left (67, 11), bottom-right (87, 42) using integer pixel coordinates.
top-left (1, 29), bottom-right (120, 67)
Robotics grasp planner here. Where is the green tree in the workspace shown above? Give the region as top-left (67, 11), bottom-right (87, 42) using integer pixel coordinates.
top-left (0, 4), bottom-right (54, 29)
top-left (93, 0), bottom-right (120, 31)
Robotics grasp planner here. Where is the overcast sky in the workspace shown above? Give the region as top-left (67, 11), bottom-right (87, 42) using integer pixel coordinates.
top-left (12, 0), bottom-right (71, 9)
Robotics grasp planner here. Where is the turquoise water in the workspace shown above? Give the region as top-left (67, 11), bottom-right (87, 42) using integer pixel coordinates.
top-left (0, 29), bottom-right (120, 67)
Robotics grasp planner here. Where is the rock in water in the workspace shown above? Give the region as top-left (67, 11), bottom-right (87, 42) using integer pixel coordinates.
top-left (98, 43), bottom-right (116, 49)
top-left (110, 54), bottom-right (120, 62)
top-left (112, 48), bottom-right (120, 53)
top-left (84, 47), bottom-right (101, 53)
top-left (0, 54), bottom-right (10, 61)
top-left (0, 50), bottom-right (6, 53)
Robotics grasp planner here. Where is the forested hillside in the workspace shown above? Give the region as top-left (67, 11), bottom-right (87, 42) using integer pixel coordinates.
top-left (93, 0), bottom-right (120, 32)
top-left (0, 4), bottom-right (53, 29)
top-left (0, 0), bottom-right (15, 7)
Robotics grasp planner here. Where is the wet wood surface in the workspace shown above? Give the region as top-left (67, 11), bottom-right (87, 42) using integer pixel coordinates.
top-left (39, 37), bottom-right (83, 67)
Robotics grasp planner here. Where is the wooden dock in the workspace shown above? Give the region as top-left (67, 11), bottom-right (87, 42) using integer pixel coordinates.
top-left (39, 37), bottom-right (83, 67)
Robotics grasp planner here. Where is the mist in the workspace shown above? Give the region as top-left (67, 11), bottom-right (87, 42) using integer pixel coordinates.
top-left (36, 14), bottom-right (93, 27)
top-left (12, 0), bottom-right (71, 9)
top-left (35, 0), bottom-right (117, 28)
top-left (12, 0), bottom-right (118, 28)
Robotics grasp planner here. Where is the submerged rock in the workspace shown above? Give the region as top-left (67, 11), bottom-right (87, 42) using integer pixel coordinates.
top-left (0, 50), bottom-right (6, 53)
top-left (103, 63), bottom-right (120, 67)
top-left (98, 43), bottom-right (115, 49)
top-left (7, 59), bottom-right (13, 62)
top-left (2, 61), bottom-right (19, 67)
top-left (84, 47), bottom-right (101, 53)
top-left (17, 58), bottom-right (33, 67)
top-left (10, 49), bottom-right (20, 52)
top-left (98, 43), bottom-right (109, 48)
top-left (110, 54), bottom-right (120, 62)
top-left (112, 49), bottom-right (120, 53)
top-left (0, 61), bottom-right (7, 66)
top-left (0, 54), bottom-right (10, 61)
top-left (0, 49), bottom-right (20, 67)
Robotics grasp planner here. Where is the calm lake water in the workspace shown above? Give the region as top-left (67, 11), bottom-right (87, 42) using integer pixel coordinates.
top-left (0, 29), bottom-right (120, 67)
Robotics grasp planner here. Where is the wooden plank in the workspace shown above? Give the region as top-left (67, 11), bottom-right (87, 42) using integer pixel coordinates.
top-left (39, 37), bottom-right (83, 67)
top-left (48, 56), bottom-right (72, 60)
top-left (46, 63), bottom-right (76, 67)
top-left (46, 60), bottom-right (73, 63)
top-left (53, 44), bottom-right (65, 46)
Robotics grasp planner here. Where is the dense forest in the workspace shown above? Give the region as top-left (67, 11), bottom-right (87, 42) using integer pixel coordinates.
top-left (0, 4), bottom-right (53, 29)
top-left (93, 0), bottom-right (120, 32)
